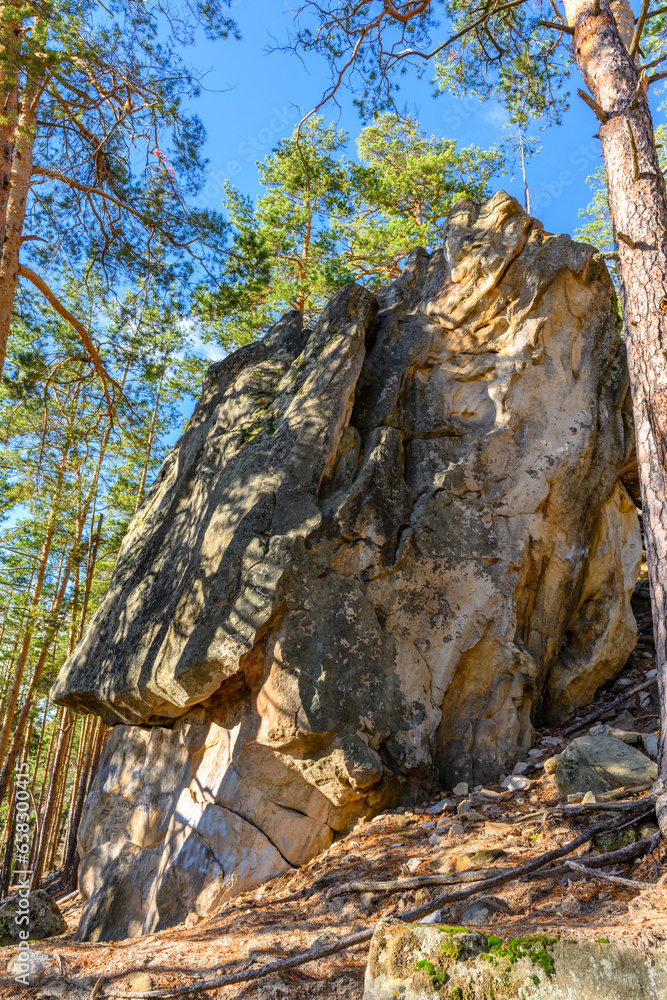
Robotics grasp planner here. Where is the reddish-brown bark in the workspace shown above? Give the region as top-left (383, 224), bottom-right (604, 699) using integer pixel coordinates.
top-left (563, 0), bottom-right (667, 829)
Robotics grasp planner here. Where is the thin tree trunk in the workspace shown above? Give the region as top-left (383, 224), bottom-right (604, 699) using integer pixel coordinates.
top-left (0, 720), bottom-right (32, 899)
top-left (31, 708), bottom-right (73, 889)
top-left (63, 715), bottom-right (100, 885)
top-left (0, 101), bottom-right (36, 379)
top-left (563, 0), bottom-right (667, 831)
top-left (0, 390), bottom-right (117, 810)
top-left (134, 378), bottom-right (162, 512)
top-left (0, 17), bottom-right (21, 254)
top-left (0, 445), bottom-right (69, 766)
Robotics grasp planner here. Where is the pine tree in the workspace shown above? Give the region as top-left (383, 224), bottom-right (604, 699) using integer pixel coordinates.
top-left (197, 115), bottom-right (502, 350)
top-left (0, 0), bottom-right (234, 383)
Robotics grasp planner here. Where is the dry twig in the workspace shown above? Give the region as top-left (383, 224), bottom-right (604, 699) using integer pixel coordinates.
top-left (561, 676), bottom-right (656, 735)
top-left (565, 859), bottom-right (648, 890)
top-left (326, 867), bottom-right (513, 899)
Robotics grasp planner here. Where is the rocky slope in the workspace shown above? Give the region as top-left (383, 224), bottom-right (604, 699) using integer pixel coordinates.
top-left (51, 191), bottom-right (641, 940)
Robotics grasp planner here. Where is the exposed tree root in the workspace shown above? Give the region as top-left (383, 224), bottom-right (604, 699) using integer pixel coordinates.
top-left (561, 677), bottom-right (657, 736)
top-left (105, 818), bottom-right (655, 998)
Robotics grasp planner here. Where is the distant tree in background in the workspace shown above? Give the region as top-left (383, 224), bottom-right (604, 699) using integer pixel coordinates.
top-left (197, 114), bottom-right (503, 349)
top-left (0, 274), bottom-right (204, 892)
top-left (0, 0), bottom-right (235, 388)
top-left (347, 113), bottom-right (502, 281)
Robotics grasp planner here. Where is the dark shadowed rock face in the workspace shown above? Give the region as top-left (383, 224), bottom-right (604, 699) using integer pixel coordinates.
top-left (52, 192), bottom-right (640, 940)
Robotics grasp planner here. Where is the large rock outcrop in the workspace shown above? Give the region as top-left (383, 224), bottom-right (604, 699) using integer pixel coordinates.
top-left (52, 192), bottom-right (641, 940)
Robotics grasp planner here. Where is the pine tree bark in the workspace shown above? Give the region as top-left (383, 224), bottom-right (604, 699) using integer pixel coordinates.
top-left (563, 0), bottom-right (667, 830)
top-left (0, 17), bottom-right (21, 253)
top-left (0, 100), bottom-right (35, 379)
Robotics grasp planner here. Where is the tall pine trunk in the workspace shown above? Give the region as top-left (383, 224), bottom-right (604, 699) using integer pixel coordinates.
top-left (0, 101), bottom-right (35, 379)
top-left (563, 0), bottom-right (667, 829)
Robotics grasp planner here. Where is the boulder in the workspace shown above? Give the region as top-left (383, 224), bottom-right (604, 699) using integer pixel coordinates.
top-left (553, 734), bottom-right (657, 796)
top-left (363, 921), bottom-right (667, 999)
top-left (52, 192), bottom-right (641, 939)
top-left (0, 890), bottom-right (66, 945)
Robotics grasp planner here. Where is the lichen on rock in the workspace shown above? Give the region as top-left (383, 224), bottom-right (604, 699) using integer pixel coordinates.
top-left (363, 921), bottom-right (667, 999)
top-left (51, 191), bottom-right (641, 940)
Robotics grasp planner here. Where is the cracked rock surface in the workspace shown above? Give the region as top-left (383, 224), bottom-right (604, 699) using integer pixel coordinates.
top-left (51, 191), bottom-right (641, 940)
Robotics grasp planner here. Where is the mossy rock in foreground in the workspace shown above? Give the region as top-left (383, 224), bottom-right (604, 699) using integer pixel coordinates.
top-left (364, 921), bottom-right (667, 999)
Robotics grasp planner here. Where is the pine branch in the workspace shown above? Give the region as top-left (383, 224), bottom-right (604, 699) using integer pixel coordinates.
top-left (629, 0), bottom-right (652, 59)
top-left (17, 264), bottom-right (118, 418)
top-left (539, 19), bottom-right (574, 34)
top-left (577, 88), bottom-right (608, 124)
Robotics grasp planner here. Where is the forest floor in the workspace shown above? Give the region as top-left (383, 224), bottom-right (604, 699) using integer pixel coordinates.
top-left (2, 606), bottom-right (666, 1000)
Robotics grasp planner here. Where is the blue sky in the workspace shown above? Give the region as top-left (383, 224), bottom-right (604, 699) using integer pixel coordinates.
top-left (180, 1), bottom-right (653, 241)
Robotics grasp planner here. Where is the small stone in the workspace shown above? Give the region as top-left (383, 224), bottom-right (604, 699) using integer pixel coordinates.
top-left (582, 790), bottom-right (597, 804)
top-left (127, 972), bottom-right (153, 991)
top-left (456, 798), bottom-right (474, 816)
top-left (559, 893), bottom-right (581, 917)
top-left (567, 793), bottom-right (583, 803)
top-left (184, 912), bottom-right (202, 928)
top-left (6, 950), bottom-right (56, 984)
top-left (473, 785), bottom-right (483, 792)
top-left (502, 775), bottom-right (533, 792)
top-left (448, 822), bottom-right (465, 837)
top-left (461, 809), bottom-right (485, 822)
top-left (424, 797), bottom-right (455, 814)
top-left (404, 858), bottom-right (421, 873)
top-left (359, 892), bottom-right (375, 912)
top-left (476, 788), bottom-right (502, 802)
top-left (484, 821), bottom-right (513, 837)
top-left (427, 851), bottom-right (453, 872)
top-left (543, 755), bottom-right (563, 774)
top-left (611, 710), bottom-right (636, 730)
top-left (428, 834), bottom-right (442, 847)
top-left (591, 828), bottom-right (636, 855)
top-left (639, 822), bottom-right (659, 840)
top-left (452, 782), bottom-right (469, 797)
top-left (512, 761), bottom-right (531, 774)
top-left (612, 677), bottom-right (633, 690)
top-left (420, 907), bottom-right (452, 925)
top-left (421, 821), bottom-right (436, 832)
top-left (528, 748), bottom-right (543, 758)
top-left (460, 896), bottom-right (509, 925)
top-left (641, 733), bottom-right (658, 759)
top-left (454, 849), bottom-right (506, 872)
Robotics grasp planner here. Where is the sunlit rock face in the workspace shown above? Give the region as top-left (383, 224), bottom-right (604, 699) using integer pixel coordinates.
top-left (52, 192), bottom-right (641, 940)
